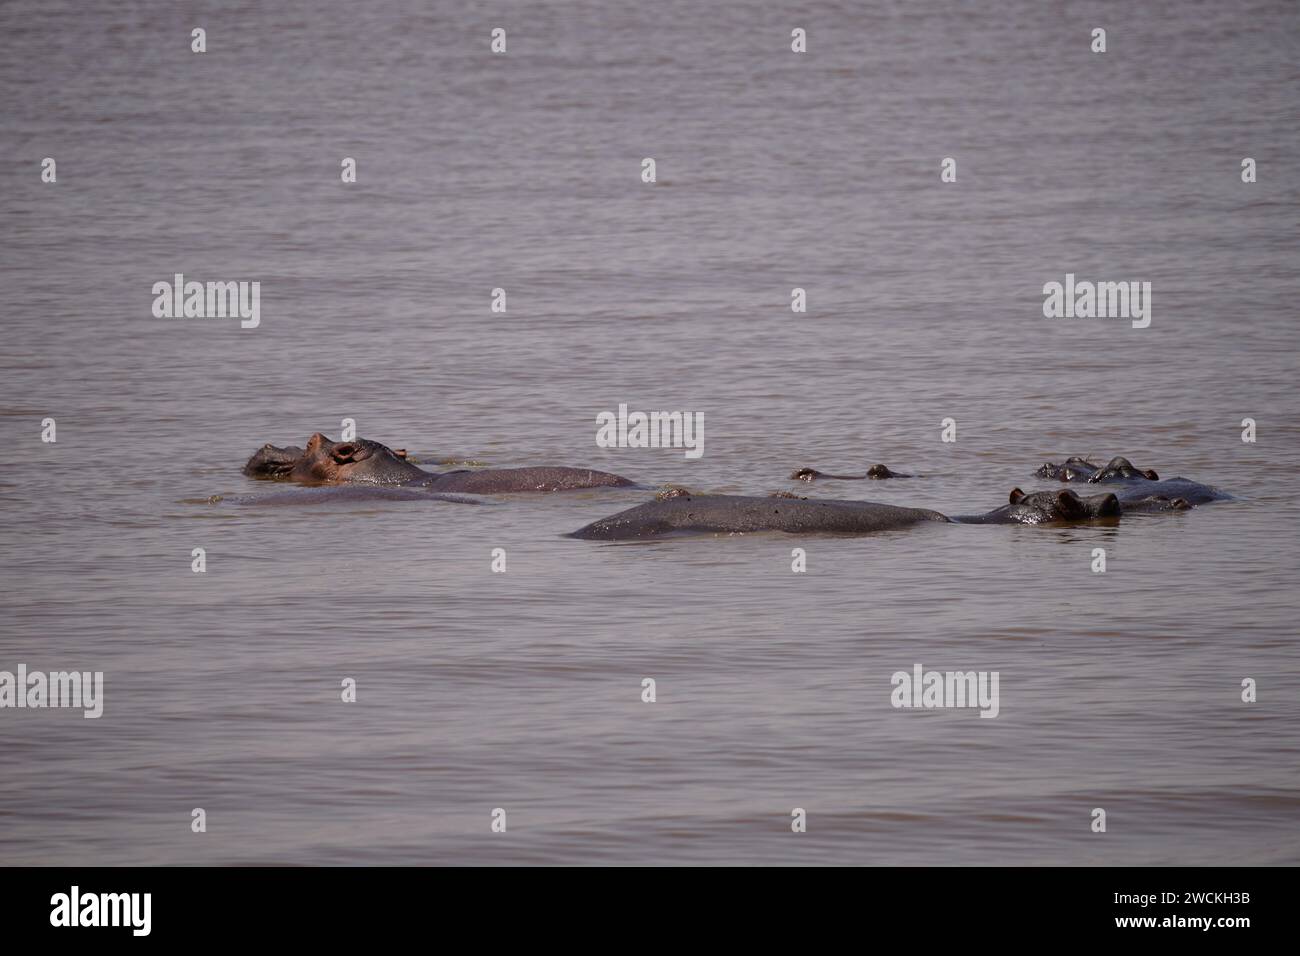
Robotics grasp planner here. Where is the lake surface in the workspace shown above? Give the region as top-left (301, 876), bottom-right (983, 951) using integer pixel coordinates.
top-left (1, 0), bottom-right (1298, 865)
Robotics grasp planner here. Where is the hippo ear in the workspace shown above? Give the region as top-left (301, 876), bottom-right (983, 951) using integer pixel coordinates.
top-left (1143, 468), bottom-right (1159, 480)
top-left (1009, 488), bottom-right (1025, 504)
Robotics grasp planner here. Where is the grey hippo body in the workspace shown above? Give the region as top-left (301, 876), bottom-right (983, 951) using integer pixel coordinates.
top-left (244, 433), bottom-right (636, 494)
top-left (568, 493), bottom-right (950, 540)
top-left (568, 487), bottom-right (1123, 540)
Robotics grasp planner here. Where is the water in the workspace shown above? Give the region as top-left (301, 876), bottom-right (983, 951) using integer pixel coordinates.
top-left (2, 0), bottom-right (1298, 865)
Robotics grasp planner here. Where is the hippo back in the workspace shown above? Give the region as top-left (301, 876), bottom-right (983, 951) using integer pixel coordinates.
top-left (569, 494), bottom-right (949, 540)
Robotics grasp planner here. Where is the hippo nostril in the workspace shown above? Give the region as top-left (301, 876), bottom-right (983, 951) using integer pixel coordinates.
top-left (331, 442), bottom-right (358, 463)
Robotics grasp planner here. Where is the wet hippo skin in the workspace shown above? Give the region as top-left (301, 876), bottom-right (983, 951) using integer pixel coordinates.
top-left (568, 486), bottom-right (1125, 540)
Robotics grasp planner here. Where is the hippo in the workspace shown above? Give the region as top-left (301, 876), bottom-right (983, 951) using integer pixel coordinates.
top-left (1035, 456), bottom-right (1229, 506)
top-left (791, 464), bottom-right (914, 481)
top-left (1117, 493), bottom-right (1193, 513)
top-left (243, 441), bottom-right (418, 479)
top-left (243, 443), bottom-right (307, 479)
top-left (1088, 456), bottom-right (1163, 483)
top-left (953, 488), bottom-right (1121, 525)
top-left (568, 487), bottom-right (1123, 540)
top-left (243, 433), bottom-right (636, 493)
top-left (1035, 456), bottom-right (1152, 482)
top-left (567, 493), bottom-right (949, 539)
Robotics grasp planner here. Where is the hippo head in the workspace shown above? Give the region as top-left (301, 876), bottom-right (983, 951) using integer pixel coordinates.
top-left (1122, 493), bottom-right (1193, 513)
top-left (657, 487), bottom-right (693, 500)
top-left (866, 464), bottom-right (897, 479)
top-left (1088, 456), bottom-right (1159, 483)
top-left (243, 443), bottom-right (306, 479)
top-left (1006, 487), bottom-right (1121, 523)
top-left (287, 434), bottom-right (425, 485)
top-left (1035, 457), bottom-right (1098, 481)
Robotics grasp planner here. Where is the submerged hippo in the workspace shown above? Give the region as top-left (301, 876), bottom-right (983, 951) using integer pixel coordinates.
top-left (243, 433), bottom-right (635, 493)
top-left (243, 443), bottom-right (307, 479)
top-left (568, 493), bottom-right (948, 539)
top-left (954, 488), bottom-right (1122, 525)
top-left (244, 441), bottom-right (418, 479)
top-left (791, 464), bottom-right (914, 481)
top-left (568, 487), bottom-right (1123, 540)
top-left (1035, 456), bottom-right (1157, 482)
top-left (1117, 493), bottom-right (1193, 513)
top-left (1035, 455), bottom-right (1228, 506)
